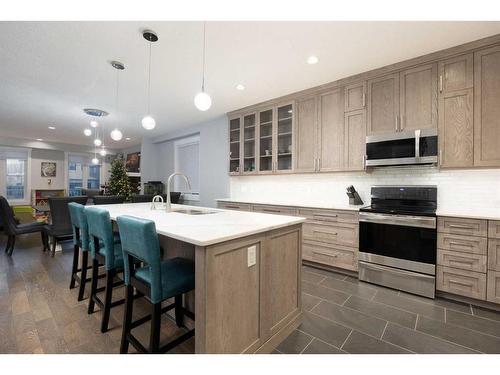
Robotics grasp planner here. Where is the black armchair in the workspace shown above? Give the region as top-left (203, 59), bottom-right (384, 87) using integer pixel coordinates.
top-left (0, 196), bottom-right (47, 256)
top-left (44, 196), bottom-right (88, 257)
top-left (93, 195), bottom-right (125, 205)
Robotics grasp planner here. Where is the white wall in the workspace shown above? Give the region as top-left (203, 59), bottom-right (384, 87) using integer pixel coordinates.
top-left (229, 167), bottom-right (500, 214)
top-left (140, 116), bottom-right (229, 207)
top-left (31, 149), bottom-right (66, 190)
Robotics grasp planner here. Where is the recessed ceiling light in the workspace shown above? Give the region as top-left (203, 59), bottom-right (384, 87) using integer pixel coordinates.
top-left (36, 138), bottom-right (43, 141)
top-left (307, 56), bottom-right (319, 65)
top-left (236, 84), bottom-right (245, 91)
top-left (48, 126), bottom-right (56, 130)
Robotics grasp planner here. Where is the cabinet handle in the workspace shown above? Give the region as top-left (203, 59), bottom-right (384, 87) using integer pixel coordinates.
top-left (313, 229), bottom-right (338, 236)
top-left (263, 208), bottom-right (281, 213)
top-left (362, 93), bottom-right (366, 107)
top-left (395, 116), bottom-right (399, 132)
top-left (318, 158), bottom-right (321, 171)
top-left (449, 241), bottom-right (473, 248)
top-left (312, 250), bottom-right (338, 258)
top-left (439, 150), bottom-right (443, 166)
top-left (439, 75), bottom-right (443, 93)
top-left (313, 158), bottom-right (317, 172)
top-left (449, 224), bottom-right (475, 230)
top-left (448, 279), bottom-right (473, 288)
top-left (313, 214), bottom-right (338, 218)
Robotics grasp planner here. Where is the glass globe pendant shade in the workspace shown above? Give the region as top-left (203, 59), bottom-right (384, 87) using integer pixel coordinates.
top-left (194, 91), bottom-right (212, 111)
top-left (84, 128), bottom-right (92, 136)
top-left (141, 115), bottom-right (156, 130)
top-left (91, 157), bottom-right (99, 165)
top-left (94, 138), bottom-right (102, 147)
top-left (110, 129), bottom-right (123, 141)
top-left (90, 120), bottom-right (98, 128)
top-left (99, 148), bottom-right (107, 157)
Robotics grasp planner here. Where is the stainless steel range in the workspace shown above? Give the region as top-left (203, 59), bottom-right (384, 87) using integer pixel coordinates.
top-left (358, 186), bottom-right (437, 298)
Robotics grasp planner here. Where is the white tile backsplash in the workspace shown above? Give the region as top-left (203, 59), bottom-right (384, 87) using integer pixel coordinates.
top-left (229, 167), bottom-right (500, 213)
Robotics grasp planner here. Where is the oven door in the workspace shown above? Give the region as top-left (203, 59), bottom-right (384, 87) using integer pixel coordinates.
top-left (359, 212), bottom-right (437, 275)
top-left (365, 129), bottom-right (438, 167)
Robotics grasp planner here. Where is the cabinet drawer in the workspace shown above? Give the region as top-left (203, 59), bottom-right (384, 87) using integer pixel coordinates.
top-left (489, 221), bottom-right (500, 239)
top-left (437, 232), bottom-right (487, 255)
top-left (436, 266), bottom-right (486, 300)
top-left (252, 204), bottom-right (297, 216)
top-left (297, 208), bottom-right (358, 224)
top-left (488, 239), bottom-right (500, 271)
top-left (217, 202), bottom-right (252, 211)
top-left (487, 271), bottom-right (500, 304)
top-left (437, 217), bottom-right (487, 237)
top-left (303, 222), bottom-right (358, 247)
top-left (303, 241), bottom-right (358, 271)
top-left (437, 249), bottom-right (486, 273)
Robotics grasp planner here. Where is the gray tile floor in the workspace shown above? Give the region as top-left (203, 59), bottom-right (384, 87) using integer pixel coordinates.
top-left (274, 265), bottom-right (500, 354)
top-left (2, 230), bottom-right (500, 354)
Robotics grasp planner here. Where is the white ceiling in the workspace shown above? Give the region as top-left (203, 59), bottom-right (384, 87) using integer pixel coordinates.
top-left (1, 21), bottom-right (500, 149)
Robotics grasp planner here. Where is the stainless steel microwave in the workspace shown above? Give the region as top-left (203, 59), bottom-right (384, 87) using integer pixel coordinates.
top-left (365, 128), bottom-right (438, 167)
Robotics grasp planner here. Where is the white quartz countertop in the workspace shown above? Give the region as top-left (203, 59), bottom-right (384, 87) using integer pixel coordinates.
top-left (216, 198), bottom-right (362, 211)
top-left (96, 203), bottom-right (305, 247)
top-left (436, 208), bottom-right (500, 221)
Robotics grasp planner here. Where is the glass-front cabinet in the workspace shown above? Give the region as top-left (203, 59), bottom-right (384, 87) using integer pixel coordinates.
top-left (229, 117), bottom-right (241, 174)
top-left (242, 113), bottom-right (256, 174)
top-left (229, 102), bottom-right (294, 175)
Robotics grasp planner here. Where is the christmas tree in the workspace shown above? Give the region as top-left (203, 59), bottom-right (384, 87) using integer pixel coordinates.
top-left (108, 157), bottom-right (132, 201)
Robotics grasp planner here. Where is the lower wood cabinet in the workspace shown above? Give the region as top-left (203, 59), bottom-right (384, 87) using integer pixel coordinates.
top-left (487, 271), bottom-right (500, 304)
top-left (303, 221), bottom-right (358, 247)
top-left (252, 204), bottom-right (297, 216)
top-left (437, 232), bottom-right (487, 255)
top-left (303, 240), bottom-right (358, 271)
top-left (436, 265), bottom-right (487, 300)
top-left (489, 220), bottom-right (500, 239)
top-left (437, 249), bottom-right (487, 273)
top-left (437, 216), bottom-right (488, 237)
top-left (217, 202), bottom-right (252, 211)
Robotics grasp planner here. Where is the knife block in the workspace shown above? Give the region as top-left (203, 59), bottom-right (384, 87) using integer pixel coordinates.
top-left (347, 191), bottom-right (364, 206)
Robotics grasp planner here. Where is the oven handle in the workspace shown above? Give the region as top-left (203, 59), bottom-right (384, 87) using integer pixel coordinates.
top-left (359, 212), bottom-right (436, 229)
top-left (359, 261), bottom-right (435, 279)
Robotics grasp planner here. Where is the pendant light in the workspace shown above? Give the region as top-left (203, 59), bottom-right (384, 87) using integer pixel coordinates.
top-left (92, 145), bottom-right (99, 165)
top-left (110, 61), bottom-right (125, 141)
top-left (194, 22), bottom-right (212, 111)
top-left (141, 30), bottom-right (158, 130)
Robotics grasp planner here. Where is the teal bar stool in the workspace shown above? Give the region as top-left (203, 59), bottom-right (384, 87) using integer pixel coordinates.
top-left (68, 202), bottom-right (94, 301)
top-left (117, 215), bottom-right (195, 354)
top-left (85, 206), bottom-right (126, 333)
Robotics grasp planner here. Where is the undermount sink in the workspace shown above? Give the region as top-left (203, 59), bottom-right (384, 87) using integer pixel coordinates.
top-left (172, 208), bottom-right (217, 215)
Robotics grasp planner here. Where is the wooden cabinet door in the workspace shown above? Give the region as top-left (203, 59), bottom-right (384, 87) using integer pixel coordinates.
top-left (228, 116), bottom-right (242, 175)
top-left (345, 82), bottom-right (366, 112)
top-left (399, 63), bottom-right (438, 131)
top-left (344, 109), bottom-right (366, 170)
top-left (474, 46), bottom-right (500, 167)
top-left (294, 96), bottom-right (318, 173)
top-left (438, 54), bottom-right (474, 168)
top-left (367, 73), bottom-right (399, 135)
top-left (318, 88), bottom-right (344, 171)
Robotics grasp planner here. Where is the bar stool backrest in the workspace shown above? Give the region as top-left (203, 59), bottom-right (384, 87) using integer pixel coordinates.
top-left (68, 202), bottom-right (89, 251)
top-left (117, 215), bottom-right (162, 302)
top-left (85, 206), bottom-right (117, 270)
top-left (0, 196), bottom-right (17, 235)
top-left (49, 196), bottom-right (88, 237)
top-left (93, 195), bottom-right (125, 205)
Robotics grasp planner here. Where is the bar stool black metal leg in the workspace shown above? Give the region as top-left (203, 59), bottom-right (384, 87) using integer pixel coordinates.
top-left (41, 232), bottom-right (48, 252)
top-left (149, 302), bottom-right (161, 353)
top-left (77, 251), bottom-right (89, 301)
top-left (69, 245), bottom-right (79, 289)
top-left (51, 236), bottom-right (56, 257)
top-left (7, 236), bottom-right (16, 256)
top-left (120, 285), bottom-right (134, 354)
top-left (4, 236), bottom-right (13, 253)
top-left (175, 295), bottom-right (184, 328)
top-left (88, 258), bottom-right (99, 314)
top-left (101, 268), bottom-right (115, 333)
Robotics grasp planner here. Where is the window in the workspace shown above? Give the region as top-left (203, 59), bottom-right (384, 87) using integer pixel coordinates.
top-left (87, 165), bottom-right (100, 189)
top-left (6, 159), bottom-right (26, 200)
top-left (174, 135), bottom-right (200, 201)
top-left (68, 155), bottom-right (84, 196)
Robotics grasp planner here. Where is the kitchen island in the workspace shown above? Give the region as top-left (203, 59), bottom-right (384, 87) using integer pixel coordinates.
top-left (97, 202), bottom-right (305, 354)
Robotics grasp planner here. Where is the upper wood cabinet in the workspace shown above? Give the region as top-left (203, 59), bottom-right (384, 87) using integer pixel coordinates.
top-left (367, 73), bottom-right (400, 135)
top-left (318, 88), bottom-right (345, 171)
top-left (474, 45), bottom-right (500, 167)
top-left (344, 109), bottom-right (366, 170)
top-left (399, 63), bottom-right (438, 131)
top-left (228, 117), bottom-right (242, 175)
top-left (438, 54), bottom-right (474, 168)
top-left (242, 113), bottom-right (257, 174)
top-left (345, 82), bottom-right (366, 112)
top-left (294, 96), bottom-right (318, 173)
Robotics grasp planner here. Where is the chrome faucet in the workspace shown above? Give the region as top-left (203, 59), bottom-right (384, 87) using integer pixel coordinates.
top-left (150, 194), bottom-right (164, 210)
top-left (166, 172), bottom-right (191, 212)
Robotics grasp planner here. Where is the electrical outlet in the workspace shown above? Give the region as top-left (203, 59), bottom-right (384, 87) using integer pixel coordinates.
top-left (247, 245), bottom-right (257, 267)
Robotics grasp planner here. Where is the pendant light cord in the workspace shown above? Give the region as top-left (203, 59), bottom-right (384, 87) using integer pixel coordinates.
top-left (202, 21), bottom-right (206, 91)
top-left (147, 40), bottom-right (152, 114)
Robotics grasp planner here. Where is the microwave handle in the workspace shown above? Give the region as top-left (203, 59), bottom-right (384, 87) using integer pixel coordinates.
top-left (415, 129), bottom-right (421, 158)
